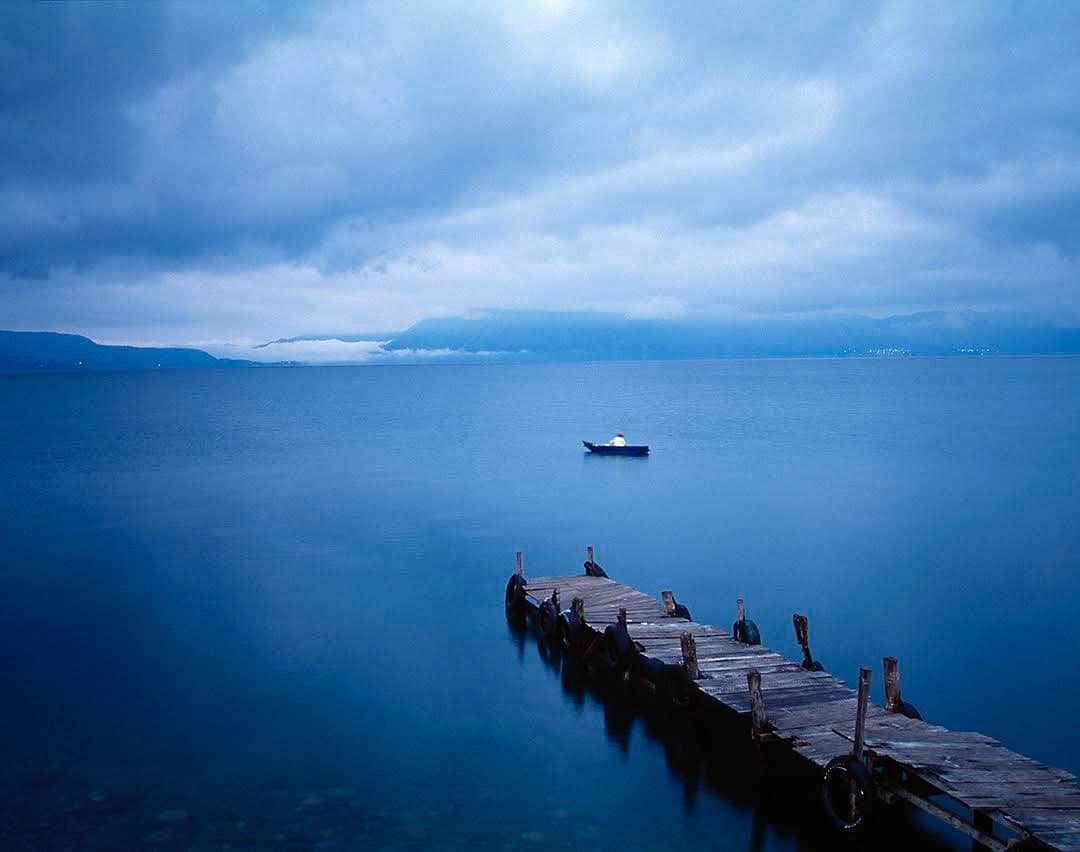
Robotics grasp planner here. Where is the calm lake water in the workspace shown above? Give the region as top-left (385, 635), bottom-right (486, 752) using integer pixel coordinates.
top-left (2, 358), bottom-right (1078, 850)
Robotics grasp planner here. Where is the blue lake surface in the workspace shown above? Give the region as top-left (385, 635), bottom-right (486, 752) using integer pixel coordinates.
top-left (2, 358), bottom-right (1078, 849)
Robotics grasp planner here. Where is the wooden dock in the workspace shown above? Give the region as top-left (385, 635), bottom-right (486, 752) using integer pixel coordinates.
top-left (507, 553), bottom-right (1080, 851)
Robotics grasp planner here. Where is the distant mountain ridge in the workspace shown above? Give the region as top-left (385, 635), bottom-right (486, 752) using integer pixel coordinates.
top-left (378, 310), bottom-right (1080, 360)
top-left (5, 310), bottom-right (1080, 372)
top-left (0, 331), bottom-right (254, 372)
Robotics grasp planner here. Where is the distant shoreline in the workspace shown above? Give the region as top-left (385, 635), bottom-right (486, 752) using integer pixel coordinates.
top-left (3, 350), bottom-right (1079, 377)
top-left (4, 314), bottom-right (1080, 372)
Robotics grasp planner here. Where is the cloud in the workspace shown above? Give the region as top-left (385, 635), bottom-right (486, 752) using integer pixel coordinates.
top-left (224, 338), bottom-right (390, 364)
top-left (1, 1), bottom-right (1079, 343)
top-left (205, 337), bottom-right (506, 364)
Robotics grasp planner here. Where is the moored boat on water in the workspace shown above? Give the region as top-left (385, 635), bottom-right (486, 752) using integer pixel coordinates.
top-left (583, 440), bottom-right (649, 456)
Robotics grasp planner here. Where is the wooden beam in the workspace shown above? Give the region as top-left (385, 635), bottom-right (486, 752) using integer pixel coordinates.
top-left (515, 551), bottom-right (524, 578)
top-left (681, 631), bottom-right (700, 679)
top-left (662, 590), bottom-right (676, 616)
top-left (886, 786), bottom-right (1007, 852)
top-left (853, 667), bottom-right (872, 760)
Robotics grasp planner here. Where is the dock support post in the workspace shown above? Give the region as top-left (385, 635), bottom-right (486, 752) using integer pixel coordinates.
top-left (972, 810), bottom-right (995, 851)
top-left (680, 632), bottom-right (700, 679)
top-left (853, 667), bottom-right (872, 761)
top-left (793, 614), bottom-right (816, 670)
top-left (734, 598), bottom-right (761, 645)
top-left (663, 590), bottom-right (692, 621)
top-left (551, 587), bottom-right (560, 611)
top-left (584, 546), bottom-right (608, 578)
top-left (617, 607), bottom-right (627, 627)
top-left (883, 656), bottom-right (901, 713)
top-left (747, 670), bottom-right (767, 741)
top-left (515, 551), bottom-right (525, 578)
top-left (572, 597), bottom-right (585, 623)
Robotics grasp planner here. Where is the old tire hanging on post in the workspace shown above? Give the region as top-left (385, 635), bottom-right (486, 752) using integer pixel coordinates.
top-left (558, 608), bottom-right (582, 652)
top-left (505, 574), bottom-right (526, 613)
top-left (536, 598), bottom-right (560, 642)
top-left (633, 656), bottom-right (661, 695)
top-left (584, 559), bottom-right (608, 578)
top-left (605, 624), bottom-right (636, 680)
top-left (733, 619), bottom-right (762, 645)
top-left (821, 755), bottom-right (874, 833)
top-left (663, 663), bottom-right (694, 709)
top-left (634, 657), bottom-right (694, 709)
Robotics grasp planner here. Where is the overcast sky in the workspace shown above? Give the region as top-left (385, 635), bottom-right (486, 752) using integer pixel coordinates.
top-left (1, 1), bottom-right (1078, 347)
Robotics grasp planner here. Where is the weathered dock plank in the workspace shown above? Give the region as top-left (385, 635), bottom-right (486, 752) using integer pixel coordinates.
top-left (512, 567), bottom-right (1080, 851)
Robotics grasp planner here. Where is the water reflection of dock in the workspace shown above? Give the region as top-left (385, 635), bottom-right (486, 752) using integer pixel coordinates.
top-left (506, 551), bottom-right (1080, 851)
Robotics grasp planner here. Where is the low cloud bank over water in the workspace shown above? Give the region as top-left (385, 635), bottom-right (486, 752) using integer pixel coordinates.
top-left (222, 338), bottom-right (480, 364)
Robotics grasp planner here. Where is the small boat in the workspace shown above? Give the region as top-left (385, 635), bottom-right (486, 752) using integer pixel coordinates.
top-left (583, 440), bottom-right (649, 456)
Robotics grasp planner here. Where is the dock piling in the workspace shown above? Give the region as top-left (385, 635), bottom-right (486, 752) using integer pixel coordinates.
top-left (793, 614), bottom-right (817, 669)
top-left (734, 598), bottom-right (762, 645)
top-left (883, 656), bottom-right (901, 713)
top-left (515, 551), bottom-right (525, 578)
top-left (662, 590), bottom-right (676, 616)
top-left (973, 810), bottom-right (995, 852)
top-left (680, 631), bottom-right (700, 679)
top-left (853, 667), bottom-right (872, 761)
top-left (584, 545), bottom-right (608, 578)
top-left (747, 670), bottom-right (767, 741)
